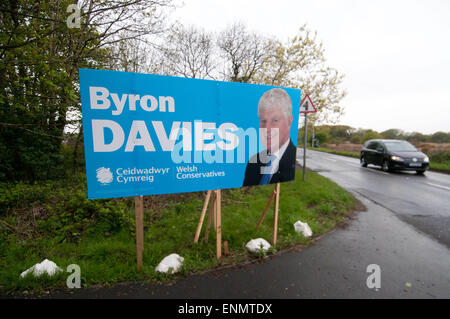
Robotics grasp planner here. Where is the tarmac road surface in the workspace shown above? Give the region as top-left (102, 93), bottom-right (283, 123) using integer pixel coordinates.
top-left (299, 149), bottom-right (450, 248)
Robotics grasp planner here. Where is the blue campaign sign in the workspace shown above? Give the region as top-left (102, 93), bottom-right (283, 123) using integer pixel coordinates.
top-left (79, 69), bottom-right (301, 199)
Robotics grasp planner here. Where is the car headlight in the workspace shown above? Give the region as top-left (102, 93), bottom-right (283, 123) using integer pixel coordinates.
top-left (423, 156), bottom-right (429, 163)
top-left (391, 156), bottom-right (404, 161)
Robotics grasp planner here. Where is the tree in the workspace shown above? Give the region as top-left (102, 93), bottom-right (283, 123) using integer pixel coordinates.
top-left (430, 131), bottom-right (450, 143)
top-left (217, 22), bottom-right (272, 83)
top-left (315, 131), bottom-right (329, 145)
top-left (380, 128), bottom-right (406, 140)
top-left (0, 0), bottom-right (98, 180)
top-left (158, 24), bottom-right (215, 79)
top-left (361, 130), bottom-right (382, 143)
top-left (407, 131), bottom-right (429, 143)
top-left (254, 25), bottom-right (346, 124)
top-left (160, 23), bottom-right (347, 124)
top-left (0, 0), bottom-right (175, 181)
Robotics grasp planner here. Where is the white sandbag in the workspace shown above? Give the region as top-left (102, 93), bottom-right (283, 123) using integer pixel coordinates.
top-left (294, 221), bottom-right (313, 238)
top-left (20, 259), bottom-right (63, 278)
top-left (245, 238), bottom-right (271, 253)
top-left (155, 253), bottom-right (184, 274)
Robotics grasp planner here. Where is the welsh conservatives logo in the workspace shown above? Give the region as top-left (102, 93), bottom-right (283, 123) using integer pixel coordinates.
top-left (96, 167), bottom-right (113, 185)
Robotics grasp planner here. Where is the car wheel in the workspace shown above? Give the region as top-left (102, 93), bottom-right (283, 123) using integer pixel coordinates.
top-left (360, 156), bottom-right (368, 167)
top-left (416, 170), bottom-right (425, 175)
top-left (382, 160), bottom-right (390, 172)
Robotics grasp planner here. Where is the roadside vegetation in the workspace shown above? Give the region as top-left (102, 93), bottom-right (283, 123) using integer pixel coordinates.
top-left (0, 170), bottom-right (358, 295)
top-left (299, 125), bottom-right (450, 174)
top-left (0, 2), bottom-right (353, 295)
top-left (313, 147), bottom-right (450, 174)
top-left (0, 2), bottom-right (353, 296)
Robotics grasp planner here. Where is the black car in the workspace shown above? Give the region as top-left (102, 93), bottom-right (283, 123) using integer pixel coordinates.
top-left (360, 139), bottom-right (429, 174)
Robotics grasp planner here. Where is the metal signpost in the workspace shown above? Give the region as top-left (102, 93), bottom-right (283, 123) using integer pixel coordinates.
top-left (299, 94), bottom-right (317, 181)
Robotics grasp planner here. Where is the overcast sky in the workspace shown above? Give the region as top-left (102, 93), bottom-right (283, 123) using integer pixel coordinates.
top-left (172, 0), bottom-right (450, 134)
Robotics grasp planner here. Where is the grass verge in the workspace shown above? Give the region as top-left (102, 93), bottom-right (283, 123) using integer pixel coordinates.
top-left (0, 171), bottom-right (358, 295)
top-left (314, 147), bottom-right (360, 159)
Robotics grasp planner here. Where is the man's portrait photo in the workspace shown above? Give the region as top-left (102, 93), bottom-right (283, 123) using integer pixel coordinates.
top-left (242, 88), bottom-right (297, 187)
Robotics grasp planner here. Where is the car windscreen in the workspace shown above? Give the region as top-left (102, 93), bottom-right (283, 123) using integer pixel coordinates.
top-left (384, 141), bottom-right (418, 152)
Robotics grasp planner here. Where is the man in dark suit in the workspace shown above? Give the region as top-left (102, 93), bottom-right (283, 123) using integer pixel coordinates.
top-left (242, 88), bottom-right (297, 187)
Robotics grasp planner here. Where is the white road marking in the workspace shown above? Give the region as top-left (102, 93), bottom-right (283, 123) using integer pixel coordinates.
top-left (426, 182), bottom-right (450, 191)
top-left (324, 158), bottom-right (337, 162)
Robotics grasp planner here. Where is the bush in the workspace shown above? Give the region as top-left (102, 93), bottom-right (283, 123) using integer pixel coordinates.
top-left (314, 132), bottom-right (329, 145)
top-left (0, 174), bottom-right (134, 243)
top-left (361, 130), bottom-right (382, 143)
top-left (430, 151), bottom-right (450, 164)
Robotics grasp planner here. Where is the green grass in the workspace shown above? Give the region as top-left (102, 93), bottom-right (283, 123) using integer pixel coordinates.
top-left (429, 162), bottom-right (450, 173)
top-left (313, 147), bottom-right (450, 174)
top-left (314, 147), bottom-right (360, 159)
top-left (0, 171), bottom-right (357, 295)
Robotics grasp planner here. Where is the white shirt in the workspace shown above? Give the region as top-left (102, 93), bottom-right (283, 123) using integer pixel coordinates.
top-left (260, 139), bottom-right (290, 175)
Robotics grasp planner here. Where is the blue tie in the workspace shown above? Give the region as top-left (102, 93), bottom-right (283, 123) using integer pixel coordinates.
top-left (260, 158), bottom-right (273, 185)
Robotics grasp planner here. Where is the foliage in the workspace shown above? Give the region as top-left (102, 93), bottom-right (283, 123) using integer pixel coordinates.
top-left (217, 22), bottom-right (272, 83)
top-left (430, 151), bottom-right (450, 163)
top-left (361, 130), bottom-right (383, 143)
top-left (0, 1), bottom-right (105, 180)
top-left (300, 125), bottom-right (450, 169)
top-left (0, 0), bottom-right (175, 182)
top-left (313, 124), bottom-right (450, 145)
top-left (159, 24), bottom-right (216, 79)
top-left (154, 23), bottom-right (347, 125)
top-left (314, 131), bottom-right (329, 145)
top-left (0, 174), bottom-right (134, 243)
top-left (406, 132), bottom-right (429, 143)
top-left (0, 171), bottom-right (357, 294)
top-left (380, 129), bottom-right (407, 140)
top-left (430, 131), bottom-right (450, 143)
top-left (256, 25), bottom-right (347, 125)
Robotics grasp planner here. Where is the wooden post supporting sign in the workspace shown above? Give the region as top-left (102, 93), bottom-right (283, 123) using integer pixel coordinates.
top-left (256, 188), bottom-right (277, 232)
top-left (273, 182), bottom-right (280, 246)
top-left (255, 183), bottom-right (281, 246)
top-left (195, 183), bottom-right (282, 259)
top-left (215, 189), bottom-right (222, 259)
top-left (134, 195), bottom-right (144, 270)
top-left (194, 190), bottom-right (212, 244)
top-left (194, 190), bottom-right (223, 260)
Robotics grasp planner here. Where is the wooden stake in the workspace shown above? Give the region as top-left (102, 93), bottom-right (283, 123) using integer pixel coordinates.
top-left (212, 190), bottom-right (217, 229)
top-left (204, 193), bottom-right (214, 243)
top-left (256, 188), bottom-right (277, 232)
top-left (273, 183), bottom-right (280, 246)
top-left (193, 189), bottom-right (222, 260)
top-left (224, 240), bottom-right (229, 256)
top-left (215, 190), bottom-right (222, 260)
top-left (134, 195), bottom-right (144, 270)
top-left (194, 190), bottom-right (212, 243)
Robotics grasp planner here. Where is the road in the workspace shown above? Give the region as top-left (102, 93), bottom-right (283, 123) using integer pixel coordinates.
top-left (298, 148), bottom-right (450, 248)
top-left (39, 148), bottom-right (450, 299)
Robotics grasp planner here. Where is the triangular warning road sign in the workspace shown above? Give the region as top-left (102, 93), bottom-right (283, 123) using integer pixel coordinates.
top-left (300, 94), bottom-right (317, 113)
